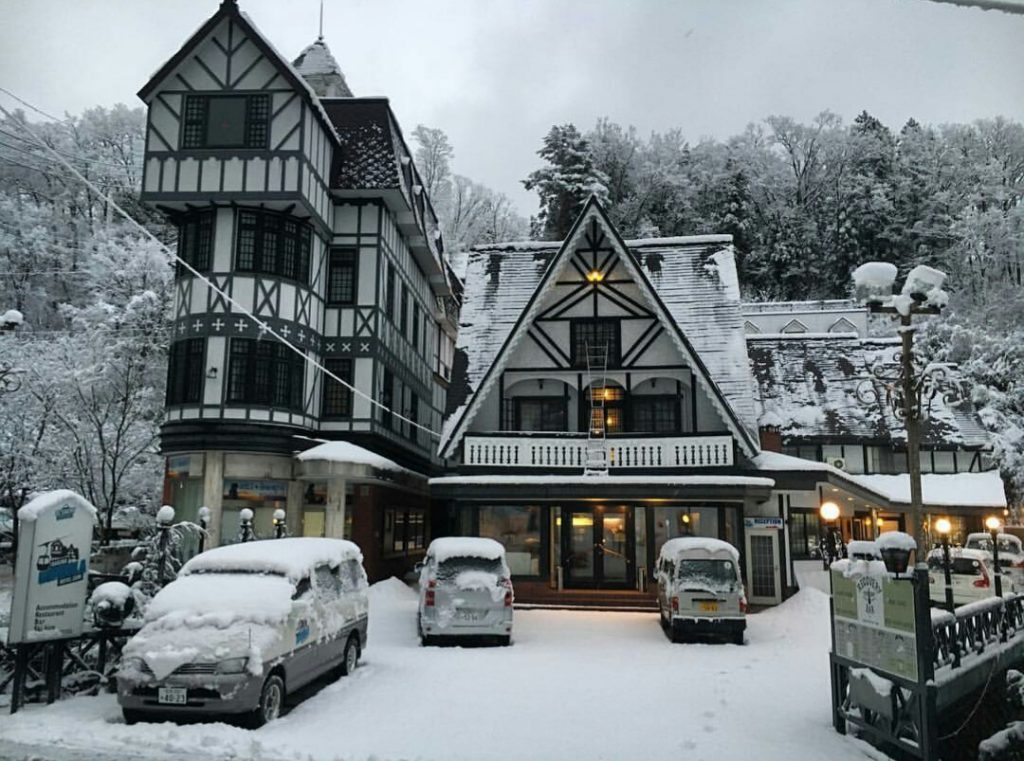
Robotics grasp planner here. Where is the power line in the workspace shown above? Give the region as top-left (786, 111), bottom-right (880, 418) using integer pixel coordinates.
top-left (0, 87), bottom-right (71, 126)
top-left (0, 87), bottom-right (441, 440)
top-left (0, 132), bottom-right (145, 172)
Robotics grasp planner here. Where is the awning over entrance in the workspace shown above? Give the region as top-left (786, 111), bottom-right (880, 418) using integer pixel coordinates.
top-left (429, 474), bottom-right (775, 502)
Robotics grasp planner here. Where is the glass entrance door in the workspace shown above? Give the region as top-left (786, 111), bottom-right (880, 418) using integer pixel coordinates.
top-left (563, 507), bottom-right (635, 589)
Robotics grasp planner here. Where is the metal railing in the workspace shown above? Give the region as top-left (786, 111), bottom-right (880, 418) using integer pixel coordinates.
top-left (932, 594), bottom-right (1024, 671)
top-left (464, 432), bottom-right (734, 468)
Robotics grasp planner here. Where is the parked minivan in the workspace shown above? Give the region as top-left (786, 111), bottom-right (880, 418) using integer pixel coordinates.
top-left (117, 537), bottom-right (368, 727)
top-left (656, 537), bottom-right (747, 644)
top-left (417, 537), bottom-right (514, 646)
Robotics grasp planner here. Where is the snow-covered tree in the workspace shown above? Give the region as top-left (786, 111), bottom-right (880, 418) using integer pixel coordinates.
top-left (523, 124), bottom-right (609, 240)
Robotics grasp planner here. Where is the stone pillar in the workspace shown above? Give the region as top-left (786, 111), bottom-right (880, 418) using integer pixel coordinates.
top-left (202, 451), bottom-right (224, 548)
top-left (325, 478), bottom-right (347, 540)
top-left (286, 480), bottom-right (304, 537)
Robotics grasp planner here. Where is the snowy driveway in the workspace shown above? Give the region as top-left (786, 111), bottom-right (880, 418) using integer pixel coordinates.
top-left (0, 580), bottom-right (882, 761)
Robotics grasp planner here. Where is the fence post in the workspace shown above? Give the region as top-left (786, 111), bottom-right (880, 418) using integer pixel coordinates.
top-left (914, 568), bottom-right (938, 759)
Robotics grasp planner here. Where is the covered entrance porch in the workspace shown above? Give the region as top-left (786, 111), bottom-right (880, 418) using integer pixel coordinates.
top-left (429, 474), bottom-right (775, 608)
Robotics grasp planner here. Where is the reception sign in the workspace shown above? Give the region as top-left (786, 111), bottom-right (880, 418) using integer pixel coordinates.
top-left (7, 490), bottom-right (97, 644)
top-left (831, 568), bottom-right (918, 681)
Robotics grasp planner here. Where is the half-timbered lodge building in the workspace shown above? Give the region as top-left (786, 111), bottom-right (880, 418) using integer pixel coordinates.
top-left (432, 199), bottom-right (1006, 607)
top-left (139, 0), bottom-right (459, 580)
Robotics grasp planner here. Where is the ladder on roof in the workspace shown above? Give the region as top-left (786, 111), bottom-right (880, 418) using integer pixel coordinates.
top-left (584, 340), bottom-right (610, 476)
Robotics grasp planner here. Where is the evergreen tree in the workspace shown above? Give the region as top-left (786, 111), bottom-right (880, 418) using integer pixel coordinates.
top-left (523, 124), bottom-right (608, 239)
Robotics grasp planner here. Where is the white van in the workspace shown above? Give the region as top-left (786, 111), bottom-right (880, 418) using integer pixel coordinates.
top-left (656, 537), bottom-right (747, 645)
top-left (417, 537), bottom-right (514, 646)
top-left (117, 538), bottom-right (368, 727)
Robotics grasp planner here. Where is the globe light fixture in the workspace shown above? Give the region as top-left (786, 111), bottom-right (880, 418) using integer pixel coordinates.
top-left (819, 501), bottom-right (840, 522)
top-left (986, 515), bottom-right (1002, 532)
top-left (934, 517), bottom-right (952, 535)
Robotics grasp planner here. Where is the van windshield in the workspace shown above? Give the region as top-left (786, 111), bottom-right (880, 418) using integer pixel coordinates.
top-left (676, 559), bottom-right (739, 592)
top-left (436, 556), bottom-right (505, 583)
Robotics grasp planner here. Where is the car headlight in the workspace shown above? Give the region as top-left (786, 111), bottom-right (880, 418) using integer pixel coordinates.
top-left (120, 657), bottom-right (146, 674)
top-left (215, 657), bottom-right (249, 674)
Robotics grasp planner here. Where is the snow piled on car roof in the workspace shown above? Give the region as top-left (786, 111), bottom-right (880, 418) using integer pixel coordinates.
top-left (428, 537), bottom-right (506, 563)
top-left (658, 537), bottom-right (740, 560)
top-left (144, 573), bottom-right (296, 627)
top-left (181, 537), bottom-right (363, 582)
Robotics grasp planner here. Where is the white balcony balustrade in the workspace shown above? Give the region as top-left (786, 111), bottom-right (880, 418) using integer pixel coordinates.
top-left (464, 433), bottom-right (734, 469)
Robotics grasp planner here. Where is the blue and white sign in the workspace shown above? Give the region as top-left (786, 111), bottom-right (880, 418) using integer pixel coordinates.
top-left (744, 517), bottom-right (785, 530)
top-left (7, 490), bottom-right (97, 644)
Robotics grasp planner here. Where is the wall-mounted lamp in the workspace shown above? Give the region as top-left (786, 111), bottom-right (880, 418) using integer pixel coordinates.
top-left (586, 270), bottom-right (604, 283)
top-left (207, 367), bottom-right (218, 380)
top-left (538, 379), bottom-right (544, 390)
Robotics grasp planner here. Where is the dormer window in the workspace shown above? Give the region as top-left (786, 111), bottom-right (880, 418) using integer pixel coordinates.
top-left (181, 94), bottom-right (270, 149)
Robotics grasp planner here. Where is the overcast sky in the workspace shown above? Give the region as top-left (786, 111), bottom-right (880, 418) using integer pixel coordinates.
top-left (1, 0), bottom-right (1022, 215)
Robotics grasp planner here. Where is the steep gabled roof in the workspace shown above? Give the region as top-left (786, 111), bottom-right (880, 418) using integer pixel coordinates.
top-left (293, 38), bottom-right (353, 97)
top-left (137, 0), bottom-right (340, 145)
top-left (441, 197), bottom-right (760, 458)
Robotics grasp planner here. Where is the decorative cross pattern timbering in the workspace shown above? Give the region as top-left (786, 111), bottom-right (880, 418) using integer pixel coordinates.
top-left (296, 289), bottom-right (312, 325)
top-left (254, 277), bottom-right (280, 318)
top-left (207, 275), bottom-right (232, 313)
top-left (211, 318), bottom-right (225, 332)
top-left (355, 307), bottom-right (374, 337)
top-left (235, 318), bottom-right (248, 332)
top-left (175, 279), bottom-right (193, 319)
top-left (280, 325), bottom-right (291, 338)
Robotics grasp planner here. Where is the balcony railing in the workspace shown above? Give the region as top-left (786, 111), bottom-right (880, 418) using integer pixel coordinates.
top-left (464, 433), bottom-right (734, 469)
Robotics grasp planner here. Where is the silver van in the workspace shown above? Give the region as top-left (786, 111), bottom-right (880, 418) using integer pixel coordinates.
top-left (656, 537), bottom-right (747, 644)
top-left (417, 537), bottom-right (514, 646)
top-left (117, 538), bottom-right (368, 727)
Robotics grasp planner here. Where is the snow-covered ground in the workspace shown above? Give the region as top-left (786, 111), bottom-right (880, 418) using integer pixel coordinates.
top-left (0, 578), bottom-right (883, 761)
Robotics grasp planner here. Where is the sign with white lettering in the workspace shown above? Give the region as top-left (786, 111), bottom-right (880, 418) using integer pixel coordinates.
top-left (7, 490), bottom-right (96, 644)
top-left (744, 517), bottom-right (784, 530)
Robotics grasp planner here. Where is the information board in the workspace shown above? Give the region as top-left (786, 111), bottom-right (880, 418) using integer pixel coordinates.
top-left (7, 490), bottom-right (96, 644)
top-left (831, 568), bottom-right (918, 682)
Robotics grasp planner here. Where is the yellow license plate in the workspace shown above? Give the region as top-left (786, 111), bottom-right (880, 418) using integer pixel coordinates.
top-left (698, 601), bottom-right (719, 613)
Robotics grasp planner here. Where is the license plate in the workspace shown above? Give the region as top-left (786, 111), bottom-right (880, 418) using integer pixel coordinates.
top-left (698, 601), bottom-right (719, 613)
top-left (158, 687), bottom-right (187, 705)
top-left (455, 609), bottom-right (486, 621)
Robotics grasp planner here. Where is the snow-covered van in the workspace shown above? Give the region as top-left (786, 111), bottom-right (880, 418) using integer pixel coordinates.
top-left (417, 537), bottom-right (514, 646)
top-left (656, 537), bottom-right (747, 644)
top-left (117, 538), bottom-right (368, 727)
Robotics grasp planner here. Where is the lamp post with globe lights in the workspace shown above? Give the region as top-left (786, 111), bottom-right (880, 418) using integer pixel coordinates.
top-left (820, 500), bottom-right (842, 570)
top-left (853, 262), bottom-right (963, 574)
top-left (934, 517), bottom-right (955, 613)
top-left (986, 515), bottom-right (1003, 598)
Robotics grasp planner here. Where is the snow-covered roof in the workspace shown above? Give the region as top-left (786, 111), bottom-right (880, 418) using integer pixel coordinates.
top-left (17, 490), bottom-right (97, 523)
top-left (181, 537), bottom-right (362, 582)
top-left (296, 440), bottom-right (405, 471)
top-left (444, 208), bottom-right (759, 452)
top-left (658, 537), bottom-right (740, 561)
top-left (851, 471), bottom-right (1006, 508)
top-left (748, 334), bottom-right (990, 447)
top-left (428, 537), bottom-right (506, 563)
top-left (292, 38), bottom-right (353, 97)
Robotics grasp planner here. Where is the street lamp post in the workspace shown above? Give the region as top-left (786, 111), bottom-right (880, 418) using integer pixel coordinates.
top-left (986, 515), bottom-right (1003, 598)
top-left (273, 508), bottom-right (288, 539)
top-left (820, 500), bottom-right (841, 570)
top-left (854, 263), bottom-right (962, 577)
top-left (934, 517), bottom-right (955, 613)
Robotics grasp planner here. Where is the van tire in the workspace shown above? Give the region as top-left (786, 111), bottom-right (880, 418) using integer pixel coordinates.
top-left (341, 635), bottom-right (359, 676)
top-left (122, 708), bottom-right (144, 725)
top-left (732, 631), bottom-right (745, 646)
top-left (246, 674), bottom-right (285, 728)
top-left (497, 635), bottom-right (511, 647)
